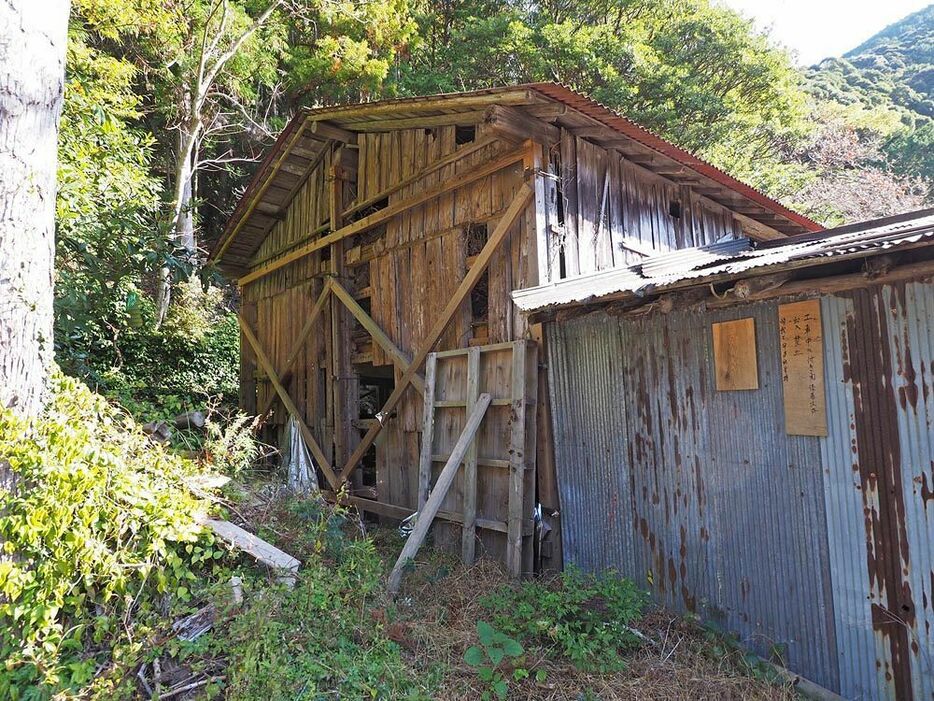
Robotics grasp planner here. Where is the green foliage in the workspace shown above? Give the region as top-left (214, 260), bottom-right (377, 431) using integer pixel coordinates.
top-left (63, 290), bottom-right (240, 422)
top-left (464, 621), bottom-right (525, 700)
top-left (481, 567), bottom-right (647, 672)
top-left (221, 504), bottom-right (430, 700)
top-left (0, 374), bottom-right (221, 697)
top-left (395, 0), bottom-right (810, 177)
top-left (203, 411), bottom-right (268, 477)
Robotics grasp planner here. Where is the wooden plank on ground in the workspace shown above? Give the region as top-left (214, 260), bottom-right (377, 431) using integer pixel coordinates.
top-left (388, 393), bottom-right (492, 595)
top-left (204, 518), bottom-right (300, 585)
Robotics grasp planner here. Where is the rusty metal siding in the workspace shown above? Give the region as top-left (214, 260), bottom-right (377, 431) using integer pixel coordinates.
top-left (881, 283), bottom-right (934, 700)
top-left (819, 294), bottom-right (892, 700)
top-left (547, 281), bottom-right (934, 699)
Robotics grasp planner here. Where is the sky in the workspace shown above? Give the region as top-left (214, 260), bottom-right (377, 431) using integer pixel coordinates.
top-left (716, 0), bottom-right (932, 65)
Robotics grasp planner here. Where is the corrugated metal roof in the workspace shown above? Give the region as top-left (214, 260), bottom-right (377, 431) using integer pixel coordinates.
top-left (513, 208), bottom-right (934, 313)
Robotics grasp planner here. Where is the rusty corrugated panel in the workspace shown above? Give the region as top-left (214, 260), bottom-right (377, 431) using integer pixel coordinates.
top-left (880, 282), bottom-right (934, 700)
top-left (819, 295), bottom-right (893, 699)
top-left (548, 303), bottom-right (839, 689)
top-left (548, 282), bottom-right (934, 697)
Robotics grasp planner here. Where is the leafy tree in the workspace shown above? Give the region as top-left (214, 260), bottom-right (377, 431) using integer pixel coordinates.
top-left (394, 0), bottom-right (810, 179)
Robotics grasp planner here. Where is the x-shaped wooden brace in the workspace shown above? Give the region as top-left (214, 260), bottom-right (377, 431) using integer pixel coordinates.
top-left (240, 277), bottom-right (428, 491)
top-left (336, 183), bottom-right (533, 486)
top-left (239, 181), bottom-right (532, 490)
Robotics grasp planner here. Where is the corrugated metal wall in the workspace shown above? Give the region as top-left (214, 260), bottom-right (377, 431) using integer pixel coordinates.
top-left (547, 281), bottom-right (934, 700)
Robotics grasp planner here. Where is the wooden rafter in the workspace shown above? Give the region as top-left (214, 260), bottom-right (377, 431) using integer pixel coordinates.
top-left (336, 183), bottom-right (534, 485)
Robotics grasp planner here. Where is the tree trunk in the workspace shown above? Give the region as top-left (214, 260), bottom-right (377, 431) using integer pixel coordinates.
top-left (0, 1), bottom-right (69, 417)
top-left (155, 116), bottom-right (199, 324)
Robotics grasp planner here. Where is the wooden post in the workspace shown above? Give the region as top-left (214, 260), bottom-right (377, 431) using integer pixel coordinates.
top-left (461, 346), bottom-right (481, 565)
top-left (506, 341), bottom-right (528, 576)
top-left (388, 393), bottom-right (492, 595)
top-left (416, 354), bottom-right (438, 511)
top-left (328, 147), bottom-right (359, 484)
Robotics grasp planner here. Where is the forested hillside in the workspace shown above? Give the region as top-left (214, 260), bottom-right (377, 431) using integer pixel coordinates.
top-left (807, 3), bottom-right (933, 189)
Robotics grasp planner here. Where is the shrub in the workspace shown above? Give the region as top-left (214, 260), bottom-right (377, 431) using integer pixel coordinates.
top-left (58, 283), bottom-right (240, 423)
top-left (203, 410), bottom-right (271, 477)
top-left (480, 567), bottom-right (648, 672)
top-left (0, 374), bottom-right (222, 697)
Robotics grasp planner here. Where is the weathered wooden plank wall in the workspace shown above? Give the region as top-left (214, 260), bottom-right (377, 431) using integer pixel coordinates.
top-left (558, 131), bottom-right (743, 277)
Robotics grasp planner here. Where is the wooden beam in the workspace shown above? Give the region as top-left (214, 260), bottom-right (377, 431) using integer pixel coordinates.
top-left (238, 315), bottom-right (340, 490)
top-left (318, 90), bottom-right (536, 123)
top-left (256, 284), bottom-right (332, 421)
top-left (387, 393), bottom-right (492, 595)
top-left (307, 120), bottom-right (355, 143)
top-left (461, 347), bottom-right (480, 565)
top-left (506, 342), bottom-right (528, 577)
top-left (416, 354), bottom-right (438, 512)
top-left (336, 184), bottom-right (534, 485)
top-left (484, 104), bottom-right (560, 146)
top-left (342, 135), bottom-right (499, 219)
top-left (238, 144), bottom-right (529, 286)
top-left (349, 110), bottom-right (488, 132)
top-left (328, 279), bottom-right (425, 394)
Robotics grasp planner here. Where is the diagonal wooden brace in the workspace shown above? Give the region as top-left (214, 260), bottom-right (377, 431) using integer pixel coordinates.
top-left (327, 279), bottom-right (425, 395)
top-left (387, 392), bottom-right (492, 595)
top-left (336, 183), bottom-right (534, 486)
top-left (238, 315), bottom-right (340, 491)
top-left (256, 283), bottom-right (332, 423)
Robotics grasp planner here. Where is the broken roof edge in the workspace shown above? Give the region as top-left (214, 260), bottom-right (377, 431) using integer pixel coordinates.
top-left (513, 208), bottom-right (934, 315)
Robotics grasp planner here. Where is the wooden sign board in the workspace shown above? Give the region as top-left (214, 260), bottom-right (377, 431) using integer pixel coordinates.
top-left (778, 299), bottom-right (827, 436)
top-left (712, 317), bottom-right (759, 391)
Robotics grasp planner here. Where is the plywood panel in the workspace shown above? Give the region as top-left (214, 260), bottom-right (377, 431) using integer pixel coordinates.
top-left (712, 317), bottom-right (759, 391)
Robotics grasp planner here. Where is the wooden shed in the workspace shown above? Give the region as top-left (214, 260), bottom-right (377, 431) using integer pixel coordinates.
top-left (210, 83), bottom-right (821, 575)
